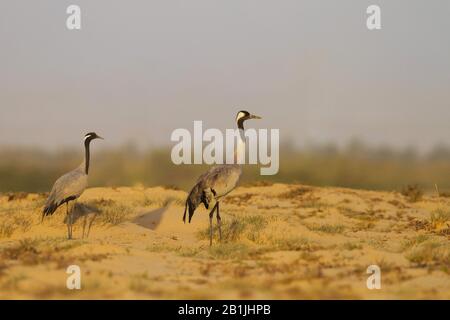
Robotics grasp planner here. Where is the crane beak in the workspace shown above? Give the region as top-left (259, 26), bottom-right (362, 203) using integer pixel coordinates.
top-left (250, 114), bottom-right (262, 120)
top-left (97, 135), bottom-right (104, 140)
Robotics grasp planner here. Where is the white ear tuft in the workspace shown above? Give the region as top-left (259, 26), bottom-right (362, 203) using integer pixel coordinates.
top-left (236, 111), bottom-right (246, 122)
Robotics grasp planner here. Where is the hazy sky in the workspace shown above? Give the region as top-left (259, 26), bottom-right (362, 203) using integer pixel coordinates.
top-left (1, 1), bottom-right (449, 151)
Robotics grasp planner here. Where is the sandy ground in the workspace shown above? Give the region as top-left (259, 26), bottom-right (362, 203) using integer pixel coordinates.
top-left (0, 183), bottom-right (449, 299)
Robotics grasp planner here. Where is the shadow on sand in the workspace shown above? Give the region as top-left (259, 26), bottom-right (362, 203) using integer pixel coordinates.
top-left (62, 202), bottom-right (170, 236)
top-left (132, 206), bottom-right (168, 230)
top-left (63, 203), bottom-right (100, 238)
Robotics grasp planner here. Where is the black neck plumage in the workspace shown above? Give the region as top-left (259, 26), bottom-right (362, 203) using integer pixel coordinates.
top-left (237, 119), bottom-right (246, 142)
top-left (84, 138), bottom-right (92, 175)
top-left (237, 118), bottom-right (245, 131)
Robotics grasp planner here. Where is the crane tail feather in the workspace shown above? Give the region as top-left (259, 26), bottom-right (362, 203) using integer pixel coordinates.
top-left (186, 199), bottom-right (196, 224)
top-left (182, 200), bottom-right (188, 224)
top-left (42, 202), bottom-right (58, 218)
top-left (42, 195), bottom-right (76, 219)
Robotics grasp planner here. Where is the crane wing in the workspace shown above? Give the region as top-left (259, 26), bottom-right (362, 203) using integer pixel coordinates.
top-left (199, 165), bottom-right (242, 199)
top-left (43, 168), bottom-right (88, 216)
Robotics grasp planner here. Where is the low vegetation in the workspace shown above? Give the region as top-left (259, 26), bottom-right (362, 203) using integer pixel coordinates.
top-left (2, 142), bottom-right (450, 193)
top-left (0, 183), bottom-right (449, 299)
top-left (405, 239), bottom-right (450, 269)
top-left (401, 184), bottom-right (424, 202)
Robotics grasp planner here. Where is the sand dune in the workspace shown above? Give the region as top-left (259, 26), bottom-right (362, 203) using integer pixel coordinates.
top-left (0, 184), bottom-right (449, 299)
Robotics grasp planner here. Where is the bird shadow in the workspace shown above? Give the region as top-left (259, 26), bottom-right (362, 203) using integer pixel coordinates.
top-left (132, 206), bottom-right (168, 230)
top-left (64, 203), bottom-right (100, 238)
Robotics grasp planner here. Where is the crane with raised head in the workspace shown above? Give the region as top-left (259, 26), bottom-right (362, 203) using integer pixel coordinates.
top-left (183, 111), bottom-right (261, 245)
top-left (42, 132), bottom-right (103, 239)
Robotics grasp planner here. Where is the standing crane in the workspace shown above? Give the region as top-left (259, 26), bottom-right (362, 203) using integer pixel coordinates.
top-left (42, 132), bottom-right (103, 239)
top-left (183, 110), bottom-right (261, 245)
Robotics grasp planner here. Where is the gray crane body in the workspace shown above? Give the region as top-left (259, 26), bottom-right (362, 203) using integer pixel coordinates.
top-left (43, 164), bottom-right (88, 216)
top-left (42, 132), bottom-right (102, 239)
top-left (183, 111), bottom-right (261, 245)
top-left (184, 164), bottom-right (241, 223)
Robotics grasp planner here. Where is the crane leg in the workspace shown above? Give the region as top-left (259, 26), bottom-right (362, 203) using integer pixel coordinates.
top-left (216, 202), bottom-right (222, 242)
top-left (86, 212), bottom-right (97, 238)
top-left (71, 200), bottom-right (77, 239)
top-left (209, 203), bottom-right (218, 246)
top-left (82, 215), bottom-right (87, 239)
top-left (67, 201), bottom-right (75, 240)
top-left (66, 202), bottom-right (72, 240)
top-left (70, 203), bottom-right (73, 240)
top-left (209, 207), bottom-right (214, 246)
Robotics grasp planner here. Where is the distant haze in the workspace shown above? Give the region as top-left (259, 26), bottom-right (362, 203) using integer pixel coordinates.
top-left (1, 1), bottom-right (449, 151)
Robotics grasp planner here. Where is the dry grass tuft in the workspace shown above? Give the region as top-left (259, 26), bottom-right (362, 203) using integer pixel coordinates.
top-left (242, 180), bottom-right (275, 187)
top-left (0, 238), bottom-right (108, 268)
top-left (306, 223), bottom-right (346, 234)
top-left (198, 215), bottom-right (269, 244)
top-left (0, 214), bottom-right (33, 238)
top-left (429, 208), bottom-right (450, 235)
top-left (278, 186), bottom-right (312, 199)
top-left (270, 236), bottom-right (319, 252)
top-left (98, 204), bottom-right (130, 225)
top-left (401, 184), bottom-right (423, 202)
top-left (207, 243), bottom-right (260, 260)
top-left (87, 199), bottom-right (133, 226)
top-left (338, 206), bottom-right (377, 221)
top-left (430, 208), bottom-right (450, 228)
top-left (406, 239), bottom-right (450, 268)
top-left (225, 193), bottom-right (255, 205)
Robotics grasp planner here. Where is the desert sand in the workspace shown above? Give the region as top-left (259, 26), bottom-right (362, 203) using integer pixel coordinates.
top-left (0, 183), bottom-right (449, 299)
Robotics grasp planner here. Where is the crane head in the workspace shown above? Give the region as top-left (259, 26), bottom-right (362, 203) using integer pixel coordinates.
top-left (84, 132), bottom-right (104, 142)
top-left (236, 110), bottom-right (262, 122)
